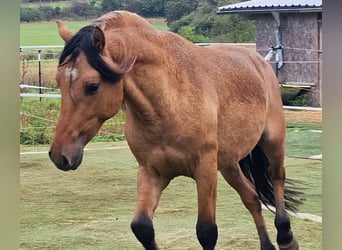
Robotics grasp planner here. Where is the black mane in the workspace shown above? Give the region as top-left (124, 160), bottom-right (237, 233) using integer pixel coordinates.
top-left (59, 25), bottom-right (123, 82)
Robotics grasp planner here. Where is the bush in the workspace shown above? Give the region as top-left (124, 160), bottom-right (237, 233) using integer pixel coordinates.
top-left (138, 0), bottom-right (165, 17)
top-left (20, 98), bottom-right (126, 145)
top-left (20, 99), bottom-right (58, 145)
top-left (62, 1), bottom-right (101, 20)
top-left (177, 26), bottom-right (207, 43)
top-left (20, 1), bottom-right (102, 22)
top-left (165, 0), bottom-right (198, 23)
top-left (38, 6), bottom-right (55, 21)
top-left (168, 1), bottom-right (255, 43)
top-left (288, 93), bottom-right (313, 106)
top-left (20, 127), bottom-right (53, 145)
top-left (20, 7), bottom-right (44, 22)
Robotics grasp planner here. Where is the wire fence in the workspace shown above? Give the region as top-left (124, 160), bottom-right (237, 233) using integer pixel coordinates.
top-left (19, 43), bottom-right (322, 96)
top-left (19, 44), bottom-right (322, 145)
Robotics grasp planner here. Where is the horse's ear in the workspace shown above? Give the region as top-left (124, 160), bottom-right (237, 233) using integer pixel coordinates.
top-left (92, 27), bottom-right (105, 52)
top-left (56, 20), bottom-right (74, 43)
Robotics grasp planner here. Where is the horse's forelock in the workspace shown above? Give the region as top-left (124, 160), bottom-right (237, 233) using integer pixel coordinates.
top-left (58, 25), bottom-right (124, 82)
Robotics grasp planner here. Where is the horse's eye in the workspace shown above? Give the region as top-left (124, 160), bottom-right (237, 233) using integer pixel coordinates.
top-left (85, 83), bottom-right (99, 95)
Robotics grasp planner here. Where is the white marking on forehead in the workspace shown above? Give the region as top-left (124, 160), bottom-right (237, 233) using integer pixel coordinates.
top-left (65, 67), bottom-right (78, 82)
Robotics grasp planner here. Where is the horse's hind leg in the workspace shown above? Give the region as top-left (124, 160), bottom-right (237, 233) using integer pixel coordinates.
top-left (130, 166), bottom-right (170, 250)
top-left (220, 164), bottom-right (276, 250)
top-left (260, 121), bottom-right (298, 250)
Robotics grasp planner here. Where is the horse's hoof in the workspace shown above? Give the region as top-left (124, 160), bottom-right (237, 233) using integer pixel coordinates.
top-left (261, 244), bottom-right (276, 250)
top-left (279, 237), bottom-right (299, 250)
top-left (260, 240), bottom-right (276, 250)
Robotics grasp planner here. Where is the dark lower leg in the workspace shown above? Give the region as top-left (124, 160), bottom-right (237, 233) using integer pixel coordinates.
top-left (194, 155), bottom-right (218, 250)
top-left (131, 166), bottom-right (169, 250)
top-left (196, 221), bottom-right (218, 250)
top-left (270, 167), bottom-right (298, 249)
top-left (275, 213), bottom-right (298, 250)
top-left (131, 213), bottom-right (158, 250)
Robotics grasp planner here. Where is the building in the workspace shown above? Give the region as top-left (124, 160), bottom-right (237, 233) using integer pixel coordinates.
top-left (217, 0), bottom-right (322, 106)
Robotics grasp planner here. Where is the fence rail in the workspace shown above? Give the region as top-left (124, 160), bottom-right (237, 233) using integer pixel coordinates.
top-left (20, 84), bottom-right (322, 112)
top-left (20, 93), bottom-right (61, 98)
top-left (19, 43), bottom-right (322, 108)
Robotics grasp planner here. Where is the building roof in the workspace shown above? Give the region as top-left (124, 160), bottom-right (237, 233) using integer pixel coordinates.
top-left (217, 0), bottom-right (322, 14)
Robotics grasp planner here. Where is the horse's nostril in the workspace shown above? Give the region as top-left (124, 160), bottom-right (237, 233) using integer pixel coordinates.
top-left (48, 146), bottom-right (83, 171)
top-left (49, 150), bottom-right (73, 171)
top-left (48, 150), bottom-right (52, 159)
top-left (62, 154), bottom-right (71, 168)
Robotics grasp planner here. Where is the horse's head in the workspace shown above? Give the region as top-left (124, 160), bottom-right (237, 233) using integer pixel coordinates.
top-left (49, 21), bottom-right (134, 171)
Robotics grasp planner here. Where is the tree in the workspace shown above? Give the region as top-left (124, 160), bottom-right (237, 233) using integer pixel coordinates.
top-left (138, 0), bottom-right (165, 17)
top-left (20, 7), bottom-right (44, 22)
top-left (167, 0), bottom-right (255, 43)
top-left (165, 0), bottom-right (198, 24)
top-left (101, 0), bottom-right (122, 12)
top-left (19, 0), bottom-right (255, 43)
top-left (64, 1), bottom-right (100, 19)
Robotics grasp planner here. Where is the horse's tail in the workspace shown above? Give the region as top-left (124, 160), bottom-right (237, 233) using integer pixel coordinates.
top-left (239, 145), bottom-right (304, 213)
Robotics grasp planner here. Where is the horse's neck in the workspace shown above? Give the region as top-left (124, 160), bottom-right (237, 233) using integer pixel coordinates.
top-left (123, 59), bottom-right (171, 125)
top-left (105, 27), bottom-right (165, 66)
top-left (107, 29), bottom-right (194, 125)
top-left (119, 33), bottom-right (173, 125)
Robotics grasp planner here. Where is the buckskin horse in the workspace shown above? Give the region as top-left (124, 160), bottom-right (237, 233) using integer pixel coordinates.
top-left (49, 11), bottom-right (302, 250)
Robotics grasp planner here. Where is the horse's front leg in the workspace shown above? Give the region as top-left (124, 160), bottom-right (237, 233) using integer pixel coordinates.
top-left (194, 154), bottom-right (218, 250)
top-left (131, 166), bottom-right (170, 250)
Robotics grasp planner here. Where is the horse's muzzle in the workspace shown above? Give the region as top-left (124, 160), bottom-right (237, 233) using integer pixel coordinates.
top-left (48, 145), bottom-right (83, 171)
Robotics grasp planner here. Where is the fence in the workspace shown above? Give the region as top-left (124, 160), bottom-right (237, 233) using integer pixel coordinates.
top-left (20, 43), bottom-right (322, 103)
top-left (19, 44), bottom-right (322, 145)
top-left (20, 45), bottom-right (63, 99)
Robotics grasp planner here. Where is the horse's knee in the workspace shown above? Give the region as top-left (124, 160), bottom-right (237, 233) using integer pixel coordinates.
top-left (131, 213), bottom-right (157, 250)
top-left (196, 221), bottom-right (218, 249)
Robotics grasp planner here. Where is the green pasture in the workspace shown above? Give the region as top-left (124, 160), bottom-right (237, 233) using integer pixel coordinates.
top-left (20, 131), bottom-right (322, 249)
top-left (20, 19), bottom-right (169, 46)
top-left (20, 21), bottom-right (89, 46)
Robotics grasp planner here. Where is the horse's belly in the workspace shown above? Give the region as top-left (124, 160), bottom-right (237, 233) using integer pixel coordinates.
top-left (128, 139), bottom-right (199, 178)
top-left (217, 137), bottom-right (258, 169)
top-left (217, 116), bottom-right (266, 169)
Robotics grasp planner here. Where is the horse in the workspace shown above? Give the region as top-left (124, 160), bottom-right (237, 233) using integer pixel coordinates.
top-left (49, 10), bottom-right (302, 250)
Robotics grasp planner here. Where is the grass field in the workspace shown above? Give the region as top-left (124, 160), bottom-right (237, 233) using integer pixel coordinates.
top-left (20, 19), bottom-right (169, 46)
top-left (20, 111), bottom-right (322, 249)
top-left (20, 21), bottom-right (89, 46)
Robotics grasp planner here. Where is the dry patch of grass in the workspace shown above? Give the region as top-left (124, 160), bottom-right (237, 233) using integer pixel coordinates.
top-left (285, 110), bottom-right (322, 129)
